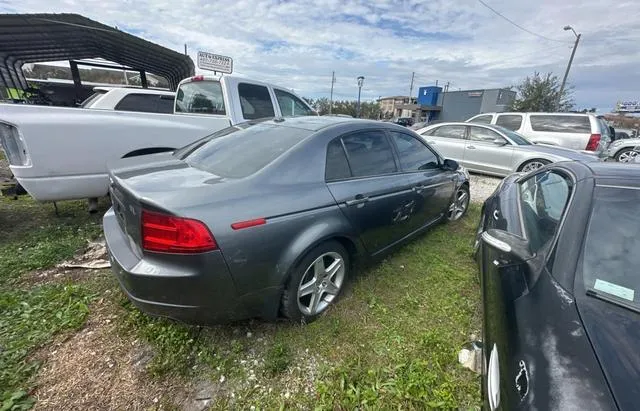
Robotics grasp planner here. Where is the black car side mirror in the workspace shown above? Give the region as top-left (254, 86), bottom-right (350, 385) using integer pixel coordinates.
top-left (442, 158), bottom-right (459, 171)
top-left (482, 229), bottom-right (534, 262)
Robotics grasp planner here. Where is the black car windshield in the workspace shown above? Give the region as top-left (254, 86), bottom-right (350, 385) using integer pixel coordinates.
top-left (581, 185), bottom-right (640, 310)
top-left (492, 126), bottom-right (532, 145)
top-left (177, 123), bottom-right (311, 178)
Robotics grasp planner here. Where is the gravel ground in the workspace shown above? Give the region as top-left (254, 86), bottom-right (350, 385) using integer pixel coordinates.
top-left (469, 173), bottom-right (502, 204)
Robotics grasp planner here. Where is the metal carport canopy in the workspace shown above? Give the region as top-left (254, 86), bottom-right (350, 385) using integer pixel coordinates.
top-left (0, 13), bottom-right (194, 91)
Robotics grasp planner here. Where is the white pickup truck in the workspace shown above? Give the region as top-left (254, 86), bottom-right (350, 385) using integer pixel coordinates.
top-left (0, 75), bottom-right (315, 203)
top-left (79, 87), bottom-right (175, 113)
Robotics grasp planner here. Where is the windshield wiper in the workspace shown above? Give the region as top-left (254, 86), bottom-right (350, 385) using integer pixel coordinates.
top-left (586, 288), bottom-right (640, 315)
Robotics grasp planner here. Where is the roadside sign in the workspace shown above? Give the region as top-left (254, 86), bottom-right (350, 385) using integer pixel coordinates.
top-left (197, 51), bottom-right (233, 74)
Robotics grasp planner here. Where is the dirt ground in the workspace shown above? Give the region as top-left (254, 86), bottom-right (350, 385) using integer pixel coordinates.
top-left (469, 173), bottom-right (502, 203)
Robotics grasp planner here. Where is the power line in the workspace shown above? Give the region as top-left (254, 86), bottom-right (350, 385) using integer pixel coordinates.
top-left (475, 0), bottom-right (570, 43)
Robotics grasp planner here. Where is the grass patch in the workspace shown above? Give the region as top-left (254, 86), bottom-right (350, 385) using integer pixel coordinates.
top-left (0, 196), bottom-right (107, 409)
top-left (264, 341), bottom-right (292, 376)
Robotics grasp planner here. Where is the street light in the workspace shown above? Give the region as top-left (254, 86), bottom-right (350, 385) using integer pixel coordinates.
top-left (559, 25), bottom-right (581, 106)
top-left (356, 76), bottom-right (365, 118)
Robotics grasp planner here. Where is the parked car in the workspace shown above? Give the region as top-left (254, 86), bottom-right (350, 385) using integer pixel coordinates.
top-left (475, 160), bottom-right (640, 410)
top-left (415, 122), bottom-right (599, 177)
top-left (104, 117), bottom-right (470, 323)
top-left (466, 112), bottom-right (611, 157)
top-left (79, 87), bottom-right (175, 113)
top-left (605, 137), bottom-right (640, 162)
top-left (393, 117), bottom-right (414, 127)
top-left (0, 74), bottom-right (315, 204)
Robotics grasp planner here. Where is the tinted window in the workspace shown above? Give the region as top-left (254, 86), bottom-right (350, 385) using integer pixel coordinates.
top-left (519, 171), bottom-right (571, 252)
top-left (469, 126), bottom-right (504, 143)
top-left (389, 131), bottom-right (439, 171)
top-left (156, 95), bottom-right (175, 114)
top-left (529, 115), bottom-right (591, 133)
top-left (432, 125), bottom-right (467, 139)
top-left (342, 131), bottom-right (397, 177)
top-left (182, 123), bottom-right (309, 178)
top-left (581, 186), bottom-right (640, 309)
top-left (238, 83), bottom-right (275, 120)
top-left (496, 115), bottom-right (523, 131)
top-left (325, 139), bottom-right (351, 181)
top-left (175, 80), bottom-right (226, 115)
top-left (115, 94), bottom-right (169, 113)
top-left (492, 126), bottom-right (532, 145)
top-left (274, 89), bottom-right (315, 117)
top-left (469, 115), bottom-right (493, 124)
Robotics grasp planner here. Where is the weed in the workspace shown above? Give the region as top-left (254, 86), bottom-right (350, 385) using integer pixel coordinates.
top-left (264, 341), bottom-right (291, 376)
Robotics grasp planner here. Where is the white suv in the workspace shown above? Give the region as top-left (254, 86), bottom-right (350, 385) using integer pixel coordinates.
top-left (467, 112), bottom-right (611, 157)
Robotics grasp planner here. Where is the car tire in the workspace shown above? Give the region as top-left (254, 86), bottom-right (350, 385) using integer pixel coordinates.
top-left (615, 147), bottom-right (638, 163)
top-left (518, 159), bottom-right (550, 173)
top-left (281, 241), bottom-right (350, 323)
top-left (447, 184), bottom-right (470, 221)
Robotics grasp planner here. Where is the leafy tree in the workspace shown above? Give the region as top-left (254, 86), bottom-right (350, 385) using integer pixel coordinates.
top-left (510, 72), bottom-right (574, 112)
top-left (303, 97), bottom-right (381, 119)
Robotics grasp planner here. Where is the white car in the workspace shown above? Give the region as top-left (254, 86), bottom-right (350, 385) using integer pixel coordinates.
top-left (79, 87), bottom-right (175, 113)
top-left (416, 122), bottom-right (599, 177)
top-left (466, 112), bottom-right (611, 158)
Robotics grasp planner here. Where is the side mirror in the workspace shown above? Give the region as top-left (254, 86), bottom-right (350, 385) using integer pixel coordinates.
top-left (481, 229), bottom-right (534, 262)
top-left (493, 138), bottom-right (508, 146)
top-left (442, 158), bottom-right (459, 171)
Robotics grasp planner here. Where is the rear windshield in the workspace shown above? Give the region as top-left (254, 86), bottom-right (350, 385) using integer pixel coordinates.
top-left (175, 80), bottom-right (226, 115)
top-left (529, 115), bottom-right (591, 133)
top-left (581, 185), bottom-right (640, 309)
top-left (178, 123), bottom-right (311, 178)
top-left (79, 90), bottom-right (107, 108)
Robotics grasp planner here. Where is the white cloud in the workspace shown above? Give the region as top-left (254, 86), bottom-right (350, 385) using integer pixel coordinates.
top-left (2, 0), bottom-right (639, 110)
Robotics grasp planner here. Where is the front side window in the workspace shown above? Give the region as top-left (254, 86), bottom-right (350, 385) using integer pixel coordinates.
top-left (274, 89), bottom-right (315, 117)
top-left (238, 83), bottom-right (275, 120)
top-left (389, 131), bottom-right (439, 171)
top-left (175, 80), bottom-right (226, 115)
top-left (325, 139), bottom-right (351, 181)
top-left (529, 115), bottom-right (591, 133)
top-left (581, 186), bottom-right (640, 310)
top-left (496, 115), bottom-right (523, 131)
top-left (469, 126), bottom-right (505, 143)
top-left (431, 125), bottom-right (467, 139)
top-left (519, 171), bottom-right (572, 252)
top-left (342, 131), bottom-right (397, 177)
top-left (469, 114), bottom-right (493, 124)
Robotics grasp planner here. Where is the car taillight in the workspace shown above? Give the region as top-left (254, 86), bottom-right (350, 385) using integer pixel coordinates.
top-left (585, 134), bottom-right (601, 151)
top-left (141, 210), bottom-right (217, 253)
top-left (0, 122), bottom-right (29, 166)
top-left (191, 75), bottom-right (204, 81)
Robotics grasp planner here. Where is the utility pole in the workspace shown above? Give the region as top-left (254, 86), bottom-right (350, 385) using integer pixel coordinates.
top-left (440, 81), bottom-right (450, 121)
top-left (559, 26), bottom-right (581, 107)
top-left (329, 71), bottom-right (335, 115)
top-left (356, 76), bottom-right (365, 118)
top-left (409, 71), bottom-right (415, 100)
top-left (184, 44), bottom-right (188, 56)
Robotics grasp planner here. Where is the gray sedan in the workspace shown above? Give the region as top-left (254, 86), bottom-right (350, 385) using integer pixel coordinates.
top-left (104, 117), bottom-right (469, 324)
top-left (415, 122), bottom-right (599, 177)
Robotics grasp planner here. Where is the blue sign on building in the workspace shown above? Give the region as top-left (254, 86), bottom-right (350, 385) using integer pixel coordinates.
top-left (417, 86), bottom-right (442, 106)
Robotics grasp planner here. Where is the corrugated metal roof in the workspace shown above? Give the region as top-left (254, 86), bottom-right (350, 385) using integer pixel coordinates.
top-left (0, 13), bottom-right (194, 91)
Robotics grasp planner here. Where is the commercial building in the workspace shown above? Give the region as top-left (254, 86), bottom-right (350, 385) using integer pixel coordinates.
top-left (380, 86), bottom-right (516, 122)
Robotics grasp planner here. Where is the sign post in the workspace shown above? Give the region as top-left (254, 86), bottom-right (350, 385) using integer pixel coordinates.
top-left (197, 51), bottom-right (233, 74)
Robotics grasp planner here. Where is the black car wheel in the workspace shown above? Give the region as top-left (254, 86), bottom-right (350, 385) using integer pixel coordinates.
top-left (447, 185), bottom-right (470, 221)
top-left (615, 147), bottom-right (638, 163)
top-left (281, 241), bottom-right (350, 323)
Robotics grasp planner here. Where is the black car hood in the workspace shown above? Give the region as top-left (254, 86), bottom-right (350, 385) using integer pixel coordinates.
top-left (577, 295), bottom-right (640, 411)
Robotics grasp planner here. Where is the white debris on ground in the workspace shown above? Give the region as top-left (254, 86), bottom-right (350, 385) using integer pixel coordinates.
top-left (469, 174), bottom-right (502, 204)
top-left (458, 340), bottom-right (483, 374)
top-left (57, 237), bottom-right (111, 269)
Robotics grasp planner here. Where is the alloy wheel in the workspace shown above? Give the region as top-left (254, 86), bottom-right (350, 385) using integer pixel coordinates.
top-left (617, 150), bottom-right (638, 163)
top-left (297, 252), bottom-right (345, 316)
top-left (521, 161), bottom-right (546, 172)
top-left (448, 187), bottom-right (469, 221)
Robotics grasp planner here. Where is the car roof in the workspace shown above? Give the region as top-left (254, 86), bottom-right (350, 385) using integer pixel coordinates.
top-left (477, 112), bottom-right (595, 117)
top-left (585, 162), bottom-right (640, 180)
top-left (253, 116), bottom-right (394, 132)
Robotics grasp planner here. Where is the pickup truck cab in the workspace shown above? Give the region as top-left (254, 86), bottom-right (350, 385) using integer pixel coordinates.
top-left (0, 75), bottom-right (315, 203)
top-left (80, 87), bottom-right (175, 113)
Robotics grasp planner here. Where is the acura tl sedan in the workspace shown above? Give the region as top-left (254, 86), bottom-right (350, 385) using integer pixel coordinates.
top-left (416, 122), bottom-right (599, 177)
top-left (475, 160), bottom-right (640, 410)
top-left (104, 117), bottom-right (470, 324)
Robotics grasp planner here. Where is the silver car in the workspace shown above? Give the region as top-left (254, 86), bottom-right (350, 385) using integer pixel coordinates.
top-left (416, 122), bottom-right (599, 177)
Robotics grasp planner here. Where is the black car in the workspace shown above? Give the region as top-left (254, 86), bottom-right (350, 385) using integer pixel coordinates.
top-left (475, 160), bottom-right (640, 410)
top-left (393, 117), bottom-right (414, 127)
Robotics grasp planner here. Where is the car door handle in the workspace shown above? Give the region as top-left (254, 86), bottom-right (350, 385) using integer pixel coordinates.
top-left (467, 145), bottom-right (476, 149)
top-left (493, 210), bottom-right (500, 220)
top-left (412, 184), bottom-right (424, 193)
top-left (345, 194), bottom-right (369, 207)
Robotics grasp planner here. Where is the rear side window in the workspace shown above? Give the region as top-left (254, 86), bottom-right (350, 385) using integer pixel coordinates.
top-left (431, 125), bottom-right (467, 139)
top-left (496, 115), bottom-right (523, 131)
top-left (519, 171), bottom-right (572, 252)
top-left (469, 115), bottom-right (493, 124)
top-left (325, 139), bottom-right (351, 181)
top-left (175, 80), bottom-right (226, 115)
top-left (115, 94), bottom-right (175, 114)
top-left (274, 89), bottom-right (315, 117)
top-left (182, 123), bottom-right (309, 178)
top-left (342, 131), bottom-right (397, 177)
top-left (156, 95), bottom-right (175, 114)
top-left (389, 131), bottom-right (439, 171)
top-left (80, 90), bottom-right (107, 108)
top-left (238, 83), bottom-right (275, 120)
top-left (529, 115), bottom-right (591, 133)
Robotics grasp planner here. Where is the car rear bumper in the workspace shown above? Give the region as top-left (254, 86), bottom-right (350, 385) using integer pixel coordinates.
top-left (104, 208), bottom-right (276, 323)
top-left (12, 171), bottom-right (109, 201)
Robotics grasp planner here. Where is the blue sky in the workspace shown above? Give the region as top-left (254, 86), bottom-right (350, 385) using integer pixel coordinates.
top-left (2, 0), bottom-right (639, 112)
